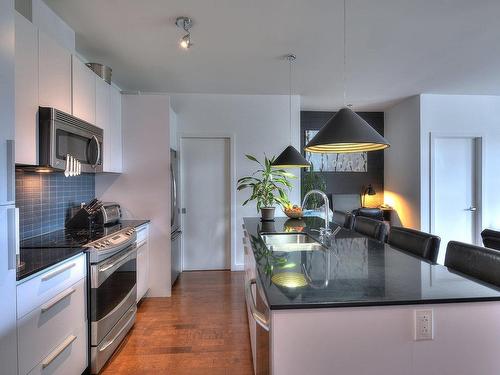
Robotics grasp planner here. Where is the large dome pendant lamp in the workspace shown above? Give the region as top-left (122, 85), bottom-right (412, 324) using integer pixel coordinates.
top-left (304, 0), bottom-right (390, 154)
top-left (271, 54), bottom-right (310, 168)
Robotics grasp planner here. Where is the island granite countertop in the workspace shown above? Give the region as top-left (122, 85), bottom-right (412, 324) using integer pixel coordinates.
top-left (243, 216), bottom-right (500, 310)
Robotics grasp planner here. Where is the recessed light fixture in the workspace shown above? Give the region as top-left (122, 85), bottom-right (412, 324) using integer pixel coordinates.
top-left (176, 16), bottom-right (193, 49)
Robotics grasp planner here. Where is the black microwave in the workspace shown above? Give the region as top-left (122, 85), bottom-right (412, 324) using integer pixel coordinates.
top-left (39, 107), bottom-right (103, 173)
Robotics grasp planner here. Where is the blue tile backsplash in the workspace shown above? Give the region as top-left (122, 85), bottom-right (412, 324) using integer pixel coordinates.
top-left (16, 171), bottom-right (95, 240)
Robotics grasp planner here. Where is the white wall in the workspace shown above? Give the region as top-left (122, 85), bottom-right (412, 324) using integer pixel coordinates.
top-left (384, 93), bottom-right (500, 239)
top-left (96, 94), bottom-right (171, 297)
top-left (171, 94), bottom-right (301, 270)
top-left (420, 94), bottom-right (500, 233)
top-left (384, 96), bottom-right (421, 229)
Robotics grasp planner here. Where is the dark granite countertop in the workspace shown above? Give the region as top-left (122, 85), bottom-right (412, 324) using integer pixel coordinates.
top-left (243, 217), bottom-right (500, 310)
top-left (18, 219), bottom-right (150, 281)
top-left (119, 219), bottom-right (150, 228)
top-left (17, 247), bottom-right (86, 282)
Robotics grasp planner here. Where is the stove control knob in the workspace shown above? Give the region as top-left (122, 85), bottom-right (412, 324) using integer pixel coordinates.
top-left (105, 240), bottom-right (111, 245)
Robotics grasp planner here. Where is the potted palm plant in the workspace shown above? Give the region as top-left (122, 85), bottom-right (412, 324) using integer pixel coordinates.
top-left (237, 154), bottom-right (295, 221)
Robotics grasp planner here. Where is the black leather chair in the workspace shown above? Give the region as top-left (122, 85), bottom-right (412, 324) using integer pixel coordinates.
top-left (387, 227), bottom-right (441, 263)
top-left (445, 241), bottom-right (500, 288)
top-left (352, 207), bottom-right (384, 222)
top-left (353, 216), bottom-right (386, 242)
top-left (481, 229), bottom-right (500, 251)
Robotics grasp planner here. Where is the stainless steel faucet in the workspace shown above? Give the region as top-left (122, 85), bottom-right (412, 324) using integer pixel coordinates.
top-left (302, 190), bottom-right (332, 236)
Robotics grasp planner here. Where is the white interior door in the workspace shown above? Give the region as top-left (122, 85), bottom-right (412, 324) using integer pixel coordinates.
top-left (181, 137), bottom-right (230, 270)
top-left (432, 136), bottom-right (481, 264)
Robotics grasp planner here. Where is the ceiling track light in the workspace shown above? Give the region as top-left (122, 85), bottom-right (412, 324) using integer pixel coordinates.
top-left (176, 16), bottom-right (193, 49)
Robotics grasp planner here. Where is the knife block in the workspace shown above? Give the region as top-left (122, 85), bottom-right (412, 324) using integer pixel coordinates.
top-left (65, 207), bottom-right (96, 229)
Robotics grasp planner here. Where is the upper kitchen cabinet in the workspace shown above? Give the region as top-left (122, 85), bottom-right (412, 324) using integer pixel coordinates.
top-left (72, 57), bottom-right (96, 124)
top-left (15, 13), bottom-right (38, 165)
top-left (96, 77), bottom-right (122, 173)
top-left (38, 30), bottom-right (72, 113)
top-left (107, 85), bottom-right (123, 172)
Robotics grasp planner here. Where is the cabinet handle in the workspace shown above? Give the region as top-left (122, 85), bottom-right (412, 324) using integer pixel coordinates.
top-left (41, 335), bottom-right (77, 368)
top-left (41, 287), bottom-right (76, 313)
top-left (7, 207), bottom-right (19, 270)
top-left (41, 262), bottom-right (76, 282)
top-left (245, 279), bottom-right (269, 331)
top-left (6, 140), bottom-right (15, 203)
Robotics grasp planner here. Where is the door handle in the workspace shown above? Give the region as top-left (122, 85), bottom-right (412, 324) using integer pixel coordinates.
top-left (465, 207), bottom-right (477, 212)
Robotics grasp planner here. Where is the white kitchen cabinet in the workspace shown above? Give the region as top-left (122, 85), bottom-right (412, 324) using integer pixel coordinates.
top-left (106, 85), bottom-right (123, 172)
top-left (15, 12), bottom-right (38, 165)
top-left (38, 31), bottom-right (72, 113)
top-left (71, 57), bottom-right (96, 124)
top-left (17, 253), bottom-right (88, 375)
top-left (136, 223), bottom-right (150, 302)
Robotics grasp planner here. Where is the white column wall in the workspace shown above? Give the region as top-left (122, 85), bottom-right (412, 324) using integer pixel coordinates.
top-left (96, 94), bottom-right (171, 297)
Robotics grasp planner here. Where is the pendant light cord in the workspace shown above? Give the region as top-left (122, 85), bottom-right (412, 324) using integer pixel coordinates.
top-left (343, 0), bottom-right (347, 108)
top-left (289, 55), bottom-right (292, 143)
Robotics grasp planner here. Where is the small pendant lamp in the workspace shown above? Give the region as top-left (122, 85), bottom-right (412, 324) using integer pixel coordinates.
top-left (304, 0), bottom-right (390, 154)
top-left (272, 54), bottom-right (310, 168)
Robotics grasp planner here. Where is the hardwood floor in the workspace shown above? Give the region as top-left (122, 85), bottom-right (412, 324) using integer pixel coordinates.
top-left (101, 271), bottom-right (254, 375)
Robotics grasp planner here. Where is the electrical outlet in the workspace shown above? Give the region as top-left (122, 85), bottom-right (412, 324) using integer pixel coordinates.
top-left (415, 309), bottom-right (433, 341)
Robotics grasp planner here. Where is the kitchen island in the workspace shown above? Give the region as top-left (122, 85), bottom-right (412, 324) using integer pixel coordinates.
top-left (243, 217), bottom-right (500, 375)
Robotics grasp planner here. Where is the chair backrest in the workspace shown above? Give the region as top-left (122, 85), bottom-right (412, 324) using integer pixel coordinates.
top-left (354, 216), bottom-right (386, 242)
top-left (352, 207), bottom-right (384, 222)
top-left (388, 227), bottom-right (441, 263)
top-left (445, 241), bottom-right (500, 288)
top-left (481, 229), bottom-right (500, 251)
top-left (332, 210), bottom-right (354, 230)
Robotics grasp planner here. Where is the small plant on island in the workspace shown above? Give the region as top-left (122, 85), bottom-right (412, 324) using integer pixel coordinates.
top-left (237, 154), bottom-right (296, 221)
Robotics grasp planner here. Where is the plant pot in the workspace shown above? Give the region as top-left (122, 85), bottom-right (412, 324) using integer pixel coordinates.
top-left (260, 207), bottom-right (276, 221)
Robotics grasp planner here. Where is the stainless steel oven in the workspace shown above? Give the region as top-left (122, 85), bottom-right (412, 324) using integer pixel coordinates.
top-left (39, 107), bottom-right (103, 173)
top-left (86, 227), bottom-right (137, 374)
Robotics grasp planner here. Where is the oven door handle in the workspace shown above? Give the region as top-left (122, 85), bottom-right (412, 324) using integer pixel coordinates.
top-left (99, 246), bottom-right (136, 273)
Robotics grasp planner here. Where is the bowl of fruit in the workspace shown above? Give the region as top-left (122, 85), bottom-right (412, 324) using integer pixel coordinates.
top-left (283, 204), bottom-right (303, 219)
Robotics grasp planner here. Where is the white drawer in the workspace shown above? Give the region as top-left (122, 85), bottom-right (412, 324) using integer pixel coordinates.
top-left (136, 223), bottom-right (149, 244)
top-left (18, 278), bottom-right (87, 375)
top-left (17, 253), bottom-right (86, 319)
top-left (27, 322), bottom-right (88, 375)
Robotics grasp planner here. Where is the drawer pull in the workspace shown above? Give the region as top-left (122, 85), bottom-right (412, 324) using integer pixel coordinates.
top-left (41, 287), bottom-right (76, 313)
top-left (41, 334), bottom-right (77, 368)
top-left (41, 262), bottom-right (76, 282)
top-left (99, 307), bottom-right (136, 352)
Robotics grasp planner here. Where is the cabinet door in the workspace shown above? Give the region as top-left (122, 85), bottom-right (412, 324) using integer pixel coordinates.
top-left (71, 57), bottom-right (95, 123)
top-left (15, 13), bottom-right (38, 165)
top-left (136, 242), bottom-right (148, 302)
top-left (38, 31), bottom-right (72, 113)
top-left (95, 77), bottom-right (110, 169)
top-left (106, 86), bottom-right (123, 172)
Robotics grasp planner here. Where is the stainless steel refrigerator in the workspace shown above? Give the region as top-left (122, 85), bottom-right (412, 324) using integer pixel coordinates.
top-left (0, 1), bottom-right (19, 373)
top-left (171, 148), bottom-right (182, 285)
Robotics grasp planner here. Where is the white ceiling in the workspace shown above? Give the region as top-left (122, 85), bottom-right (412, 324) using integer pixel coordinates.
top-left (45, 0), bottom-right (500, 110)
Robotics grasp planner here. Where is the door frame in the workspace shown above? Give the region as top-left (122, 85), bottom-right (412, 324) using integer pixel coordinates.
top-left (178, 134), bottom-right (237, 271)
top-left (429, 133), bottom-right (485, 246)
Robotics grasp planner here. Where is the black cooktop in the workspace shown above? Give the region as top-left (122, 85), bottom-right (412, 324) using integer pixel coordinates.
top-left (18, 220), bottom-right (150, 281)
top-left (20, 222), bottom-right (139, 249)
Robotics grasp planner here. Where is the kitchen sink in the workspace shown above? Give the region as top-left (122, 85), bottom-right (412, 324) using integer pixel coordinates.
top-left (260, 233), bottom-right (327, 252)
